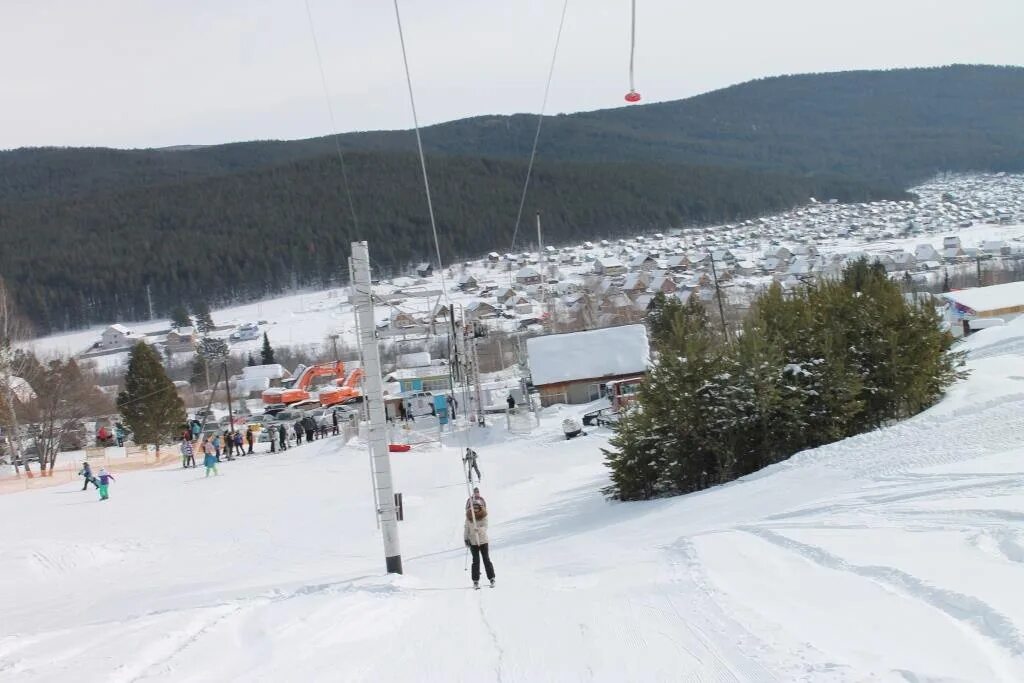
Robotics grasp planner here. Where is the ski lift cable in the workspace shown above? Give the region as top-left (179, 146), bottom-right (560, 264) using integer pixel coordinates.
top-left (508, 0), bottom-right (570, 254)
top-left (624, 0), bottom-right (641, 102)
top-left (302, 0), bottom-right (361, 238)
top-left (626, 0), bottom-right (634, 92)
top-left (391, 0), bottom-right (450, 304)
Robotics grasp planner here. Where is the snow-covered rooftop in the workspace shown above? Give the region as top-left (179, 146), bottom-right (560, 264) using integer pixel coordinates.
top-left (942, 281), bottom-right (1024, 315)
top-left (526, 324), bottom-right (650, 386)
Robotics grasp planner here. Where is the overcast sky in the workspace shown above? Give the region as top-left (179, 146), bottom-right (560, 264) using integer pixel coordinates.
top-left (2, 0), bottom-right (1022, 150)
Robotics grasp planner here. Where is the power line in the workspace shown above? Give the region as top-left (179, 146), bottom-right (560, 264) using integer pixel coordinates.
top-left (391, 0), bottom-right (449, 302)
top-left (303, 0), bottom-right (361, 239)
top-left (509, 0), bottom-right (570, 253)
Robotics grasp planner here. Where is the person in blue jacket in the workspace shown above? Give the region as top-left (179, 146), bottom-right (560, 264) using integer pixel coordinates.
top-left (78, 461), bottom-right (98, 490)
top-left (203, 439), bottom-right (219, 477)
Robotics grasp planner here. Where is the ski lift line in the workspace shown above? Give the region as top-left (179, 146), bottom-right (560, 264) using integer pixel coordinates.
top-left (391, 0), bottom-right (449, 303)
top-left (626, 0), bottom-right (634, 93)
top-left (302, 0), bottom-right (361, 237)
top-left (509, 0), bottom-right (570, 254)
top-left (624, 0), bottom-right (641, 102)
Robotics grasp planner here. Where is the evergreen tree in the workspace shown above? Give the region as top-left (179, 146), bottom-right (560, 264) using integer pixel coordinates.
top-left (194, 301), bottom-right (215, 335)
top-left (170, 305), bottom-right (192, 330)
top-left (645, 291), bottom-right (688, 348)
top-left (247, 352), bottom-right (256, 367)
top-left (605, 292), bottom-right (726, 499)
top-left (261, 332), bottom-right (275, 365)
top-left (605, 260), bottom-right (964, 501)
top-left (117, 342), bottom-right (185, 444)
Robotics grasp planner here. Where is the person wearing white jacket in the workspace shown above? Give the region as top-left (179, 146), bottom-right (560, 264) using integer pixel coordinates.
top-left (464, 487), bottom-right (496, 589)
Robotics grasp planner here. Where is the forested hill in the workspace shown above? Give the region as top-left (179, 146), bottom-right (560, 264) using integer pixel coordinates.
top-left (0, 152), bottom-right (900, 332)
top-left (2, 65), bottom-right (1021, 204)
top-left (2, 64), bottom-right (1020, 331)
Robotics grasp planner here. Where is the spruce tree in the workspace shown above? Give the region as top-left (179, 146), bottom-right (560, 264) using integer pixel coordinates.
top-left (117, 342), bottom-right (185, 444)
top-left (247, 352), bottom-right (256, 367)
top-left (605, 261), bottom-right (964, 501)
top-left (170, 305), bottom-right (192, 330)
top-left (194, 301), bottom-right (215, 334)
top-left (260, 332), bottom-right (275, 365)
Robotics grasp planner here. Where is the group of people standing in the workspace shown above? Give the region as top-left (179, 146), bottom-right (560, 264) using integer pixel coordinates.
top-left (180, 427), bottom-right (255, 466)
top-left (177, 409), bottom-right (350, 475)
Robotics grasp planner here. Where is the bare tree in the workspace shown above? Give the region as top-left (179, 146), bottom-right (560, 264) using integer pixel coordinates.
top-left (0, 279), bottom-right (36, 475)
top-left (22, 358), bottom-right (113, 474)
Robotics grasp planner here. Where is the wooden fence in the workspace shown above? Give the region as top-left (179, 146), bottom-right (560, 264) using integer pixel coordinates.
top-left (0, 444), bottom-right (172, 494)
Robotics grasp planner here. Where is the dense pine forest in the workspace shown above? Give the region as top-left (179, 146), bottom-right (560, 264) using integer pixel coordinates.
top-left (1, 65), bottom-right (1022, 331)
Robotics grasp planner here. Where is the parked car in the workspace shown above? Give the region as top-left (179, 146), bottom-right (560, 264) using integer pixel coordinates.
top-left (229, 322), bottom-right (261, 342)
top-left (304, 407), bottom-right (335, 428)
top-left (268, 409), bottom-right (305, 425)
top-left (264, 403), bottom-right (288, 416)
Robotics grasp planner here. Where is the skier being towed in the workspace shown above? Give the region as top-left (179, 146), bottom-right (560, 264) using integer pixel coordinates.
top-left (465, 487), bottom-right (496, 589)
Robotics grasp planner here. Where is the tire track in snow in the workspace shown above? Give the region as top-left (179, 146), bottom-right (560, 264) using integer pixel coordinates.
top-left (741, 526), bottom-right (1024, 657)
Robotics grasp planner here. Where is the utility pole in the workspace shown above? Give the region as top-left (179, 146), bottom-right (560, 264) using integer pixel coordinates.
top-left (536, 211), bottom-right (548, 329)
top-left (223, 361), bottom-right (235, 448)
top-left (146, 284), bottom-right (155, 321)
top-left (351, 241), bottom-right (402, 574)
top-left (708, 250), bottom-right (729, 341)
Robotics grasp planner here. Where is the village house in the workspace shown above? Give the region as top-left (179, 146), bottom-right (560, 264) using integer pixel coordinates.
top-left (515, 266), bottom-right (542, 287)
top-left (942, 247), bottom-right (966, 262)
top-left (942, 281), bottom-right (1024, 335)
top-left (666, 253), bottom-right (690, 272)
top-left (593, 257), bottom-right (627, 277)
top-left (378, 309), bottom-right (427, 338)
top-left (456, 273), bottom-right (479, 291)
top-left (464, 300), bottom-right (499, 321)
top-left (890, 251), bottom-right (917, 270)
top-left (416, 263), bottom-right (434, 278)
top-left (648, 274), bottom-right (677, 294)
top-left (915, 244), bottom-right (941, 262)
top-left (97, 324), bottom-right (138, 350)
top-left (981, 240), bottom-right (1011, 256)
top-left (629, 254), bottom-right (659, 271)
top-left (621, 271), bottom-right (649, 295)
top-left (526, 324), bottom-right (650, 406)
top-left (165, 326), bottom-right (197, 353)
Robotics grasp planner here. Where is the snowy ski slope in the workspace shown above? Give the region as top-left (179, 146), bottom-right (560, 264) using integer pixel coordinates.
top-left (3, 320), bottom-right (1024, 681)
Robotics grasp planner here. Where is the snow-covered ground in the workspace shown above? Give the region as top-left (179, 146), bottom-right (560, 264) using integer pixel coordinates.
top-left (3, 316), bottom-right (1024, 680)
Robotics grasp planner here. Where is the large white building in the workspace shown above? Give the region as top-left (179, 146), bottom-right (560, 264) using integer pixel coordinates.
top-left (527, 324), bottom-right (650, 405)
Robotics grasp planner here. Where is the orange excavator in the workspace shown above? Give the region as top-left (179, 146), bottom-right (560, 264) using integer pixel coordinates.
top-left (262, 361), bottom-right (345, 405)
top-left (319, 367), bottom-right (365, 407)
